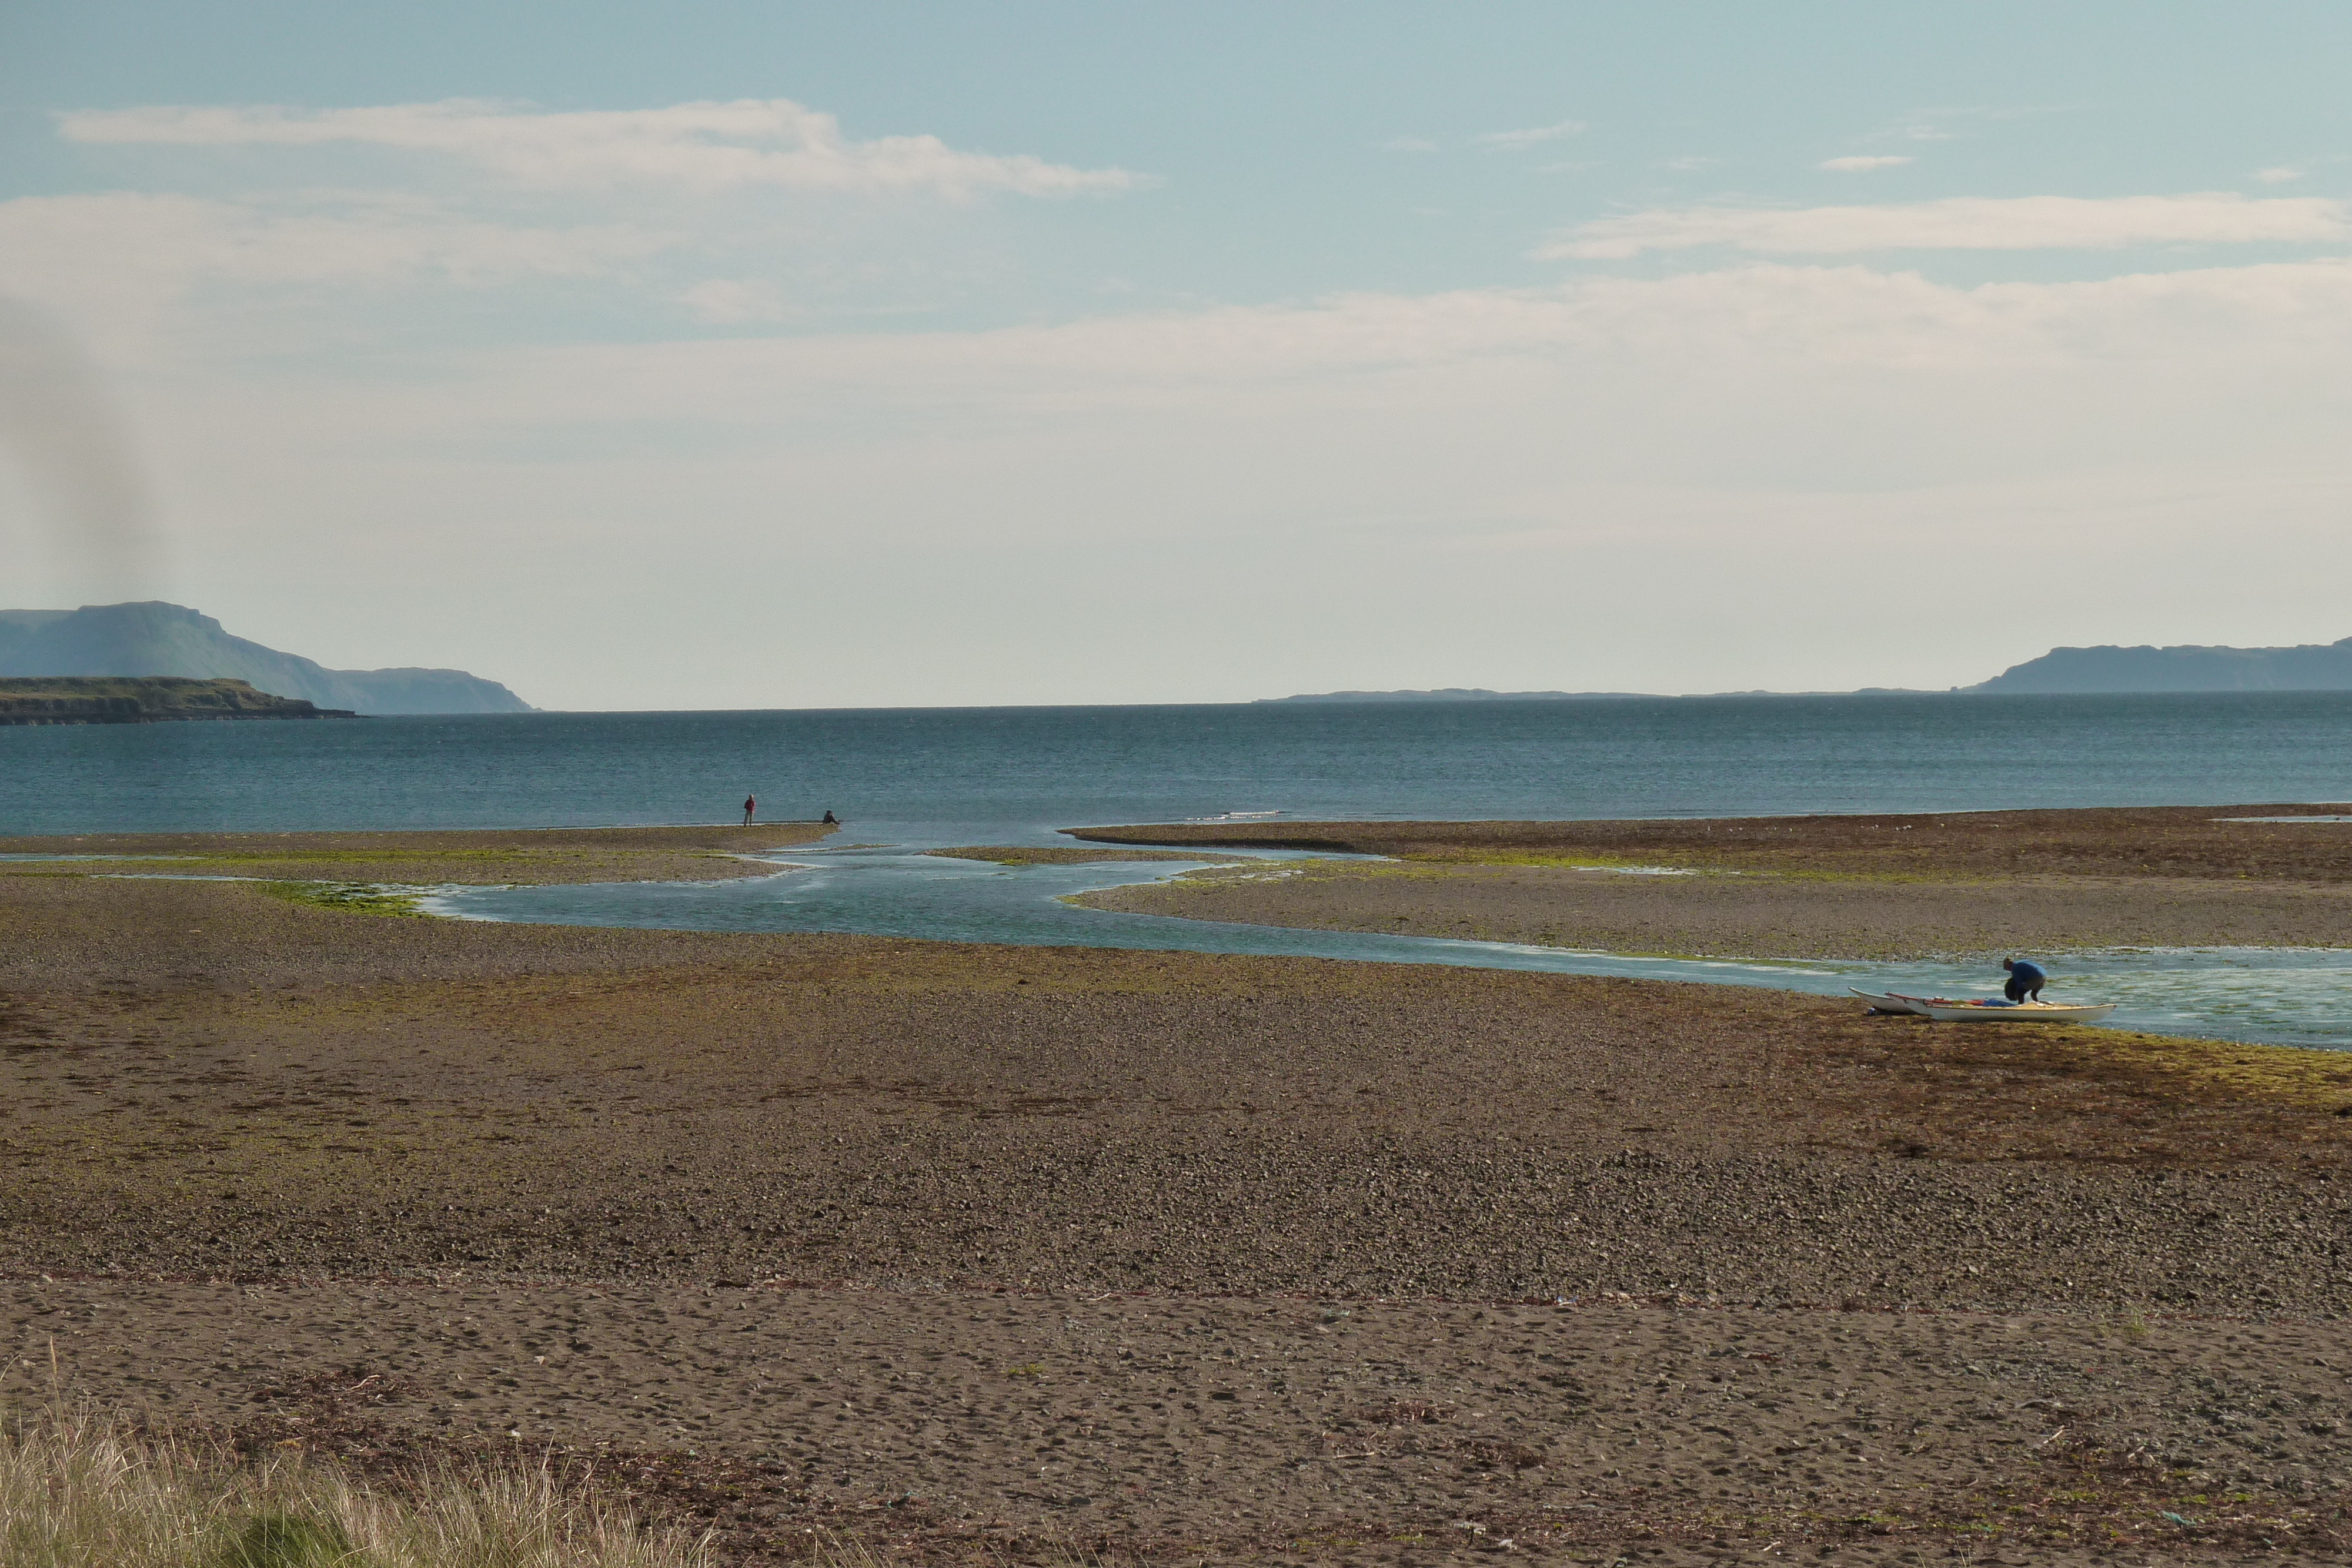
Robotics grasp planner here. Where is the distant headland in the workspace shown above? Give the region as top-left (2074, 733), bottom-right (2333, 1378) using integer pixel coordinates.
top-left (0, 601), bottom-right (533, 716)
top-left (0, 676), bottom-right (355, 726)
top-left (1263, 635), bottom-right (2352, 701)
top-left (1970, 636), bottom-right (2352, 693)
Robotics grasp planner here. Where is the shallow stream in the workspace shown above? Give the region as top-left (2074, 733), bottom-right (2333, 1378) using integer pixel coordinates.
top-left (426, 828), bottom-right (2352, 1051)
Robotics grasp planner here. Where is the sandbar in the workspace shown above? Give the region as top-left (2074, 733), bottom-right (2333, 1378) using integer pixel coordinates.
top-left (0, 821), bottom-right (836, 888)
top-left (1064, 807), bottom-right (2352, 960)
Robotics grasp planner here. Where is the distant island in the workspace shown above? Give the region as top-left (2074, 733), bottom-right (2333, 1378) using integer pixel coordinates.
top-left (1263, 685), bottom-right (1943, 702)
top-left (1969, 636), bottom-right (2352, 693)
top-left (1265, 635), bottom-right (2352, 701)
top-left (0, 676), bottom-right (355, 726)
top-left (0, 601), bottom-right (533, 715)
top-left (1261, 687), bottom-right (1662, 703)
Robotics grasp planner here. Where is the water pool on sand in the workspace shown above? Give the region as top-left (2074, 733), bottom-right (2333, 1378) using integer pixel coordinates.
top-left (426, 843), bottom-right (2352, 1050)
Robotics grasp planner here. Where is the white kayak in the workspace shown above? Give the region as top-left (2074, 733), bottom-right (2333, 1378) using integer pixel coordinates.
top-left (1850, 988), bottom-right (1926, 1015)
top-left (1876, 991), bottom-right (2117, 1025)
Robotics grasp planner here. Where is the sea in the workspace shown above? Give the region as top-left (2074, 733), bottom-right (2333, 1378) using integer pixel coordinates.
top-left (6, 693), bottom-right (2351, 1047)
top-left (9, 692), bottom-right (2352, 835)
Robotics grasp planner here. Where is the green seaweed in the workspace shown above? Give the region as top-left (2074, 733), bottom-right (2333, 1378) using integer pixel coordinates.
top-left (260, 881), bottom-right (430, 918)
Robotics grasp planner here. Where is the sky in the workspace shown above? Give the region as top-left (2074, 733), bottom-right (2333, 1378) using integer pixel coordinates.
top-left (2, 2), bottom-right (2350, 710)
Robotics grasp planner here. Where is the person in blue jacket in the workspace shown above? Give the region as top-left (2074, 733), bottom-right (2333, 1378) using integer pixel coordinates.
top-left (2002, 957), bottom-right (2047, 1003)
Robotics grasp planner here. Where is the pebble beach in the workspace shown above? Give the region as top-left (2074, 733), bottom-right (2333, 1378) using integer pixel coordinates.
top-left (2, 815), bottom-right (2348, 1563)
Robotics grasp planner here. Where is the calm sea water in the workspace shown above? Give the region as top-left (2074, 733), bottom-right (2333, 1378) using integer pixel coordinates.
top-left (9, 695), bottom-right (2350, 1047)
top-left (5, 693), bottom-right (2351, 836)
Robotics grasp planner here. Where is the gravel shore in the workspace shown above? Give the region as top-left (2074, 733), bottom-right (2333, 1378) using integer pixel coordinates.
top-left (0, 821), bottom-right (837, 887)
top-left (1071, 859), bottom-right (2352, 961)
top-left (1064, 807), bottom-right (2352, 962)
top-left (1060, 805), bottom-right (2352, 882)
top-left (4, 827), bottom-right (2349, 1562)
top-left (14, 1280), bottom-right (2347, 1564)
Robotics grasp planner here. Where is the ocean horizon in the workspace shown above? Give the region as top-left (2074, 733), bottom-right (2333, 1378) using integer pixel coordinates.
top-left (5, 690), bottom-right (2350, 837)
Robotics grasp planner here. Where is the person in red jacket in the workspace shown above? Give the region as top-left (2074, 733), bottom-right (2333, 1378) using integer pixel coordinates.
top-left (741, 794), bottom-right (755, 826)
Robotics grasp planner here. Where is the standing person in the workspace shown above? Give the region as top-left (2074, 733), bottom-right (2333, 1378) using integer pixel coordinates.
top-left (742, 794), bottom-right (756, 827)
top-left (2001, 957), bottom-right (2047, 1003)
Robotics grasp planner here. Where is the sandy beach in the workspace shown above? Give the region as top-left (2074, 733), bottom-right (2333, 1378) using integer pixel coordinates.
top-left (14, 1279), bottom-right (2348, 1563)
top-left (1065, 808), bottom-right (2352, 961)
top-left (1060, 806), bottom-right (2352, 883)
top-left (1071, 859), bottom-right (2352, 961)
top-left (0, 822), bottom-right (838, 888)
top-left (4, 822), bottom-right (2349, 1562)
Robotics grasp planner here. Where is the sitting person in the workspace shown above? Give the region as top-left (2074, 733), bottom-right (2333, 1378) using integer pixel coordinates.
top-left (2001, 957), bottom-right (2047, 1003)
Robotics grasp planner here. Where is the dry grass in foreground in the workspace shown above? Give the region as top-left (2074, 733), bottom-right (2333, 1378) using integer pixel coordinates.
top-left (0, 1405), bottom-right (710, 1568)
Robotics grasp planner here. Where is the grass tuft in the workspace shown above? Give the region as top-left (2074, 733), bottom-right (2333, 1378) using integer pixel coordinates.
top-left (222, 1512), bottom-right (353, 1567)
top-left (0, 1405), bottom-right (709, 1568)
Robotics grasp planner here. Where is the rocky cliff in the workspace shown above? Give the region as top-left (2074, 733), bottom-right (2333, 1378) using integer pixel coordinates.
top-left (0, 603), bottom-right (533, 715)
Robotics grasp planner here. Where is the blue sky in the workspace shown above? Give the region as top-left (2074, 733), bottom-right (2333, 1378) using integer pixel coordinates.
top-left (4, 4), bottom-right (2350, 707)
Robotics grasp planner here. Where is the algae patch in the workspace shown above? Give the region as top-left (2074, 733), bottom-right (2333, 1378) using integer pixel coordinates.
top-left (2077, 1029), bottom-right (2352, 1114)
top-left (261, 881), bottom-right (432, 918)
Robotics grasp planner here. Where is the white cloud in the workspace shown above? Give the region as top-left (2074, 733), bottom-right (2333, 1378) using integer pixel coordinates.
top-left (1474, 119), bottom-right (1585, 151)
top-left (1873, 105), bottom-right (2069, 145)
top-left (396, 258), bottom-right (2352, 429)
top-left (121, 256), bottom-right (2352, 706)
top-left (59, 98), bottom-right (1140, 199)
top-left (26, 95), bottom-right (2352, 706)
top-left (8, 95), bottom-right (1141, 357)
top-left (1541, 193), bottom-right (2352, 258)
top-left (0, 191), bottom-right (674, 350)
top-left (1820, 155), bottom-right (1912, 172)
top-left (677, 279), bottom-right (787, 325)
top-left (2254, 165), bottom-right (2305, 185)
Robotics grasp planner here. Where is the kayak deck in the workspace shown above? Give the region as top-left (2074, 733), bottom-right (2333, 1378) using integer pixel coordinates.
top-left (1850, 988), bottom-right (2116, 1024)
